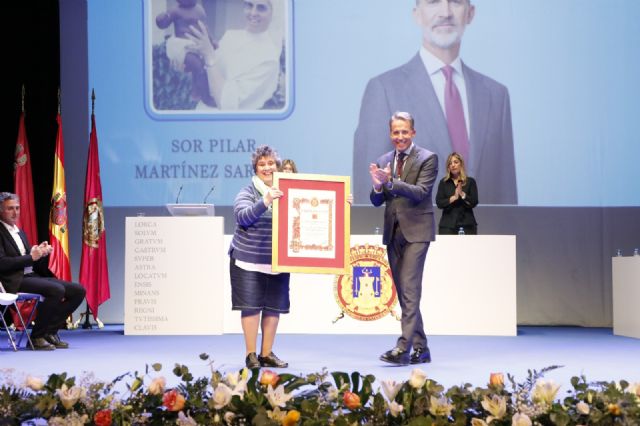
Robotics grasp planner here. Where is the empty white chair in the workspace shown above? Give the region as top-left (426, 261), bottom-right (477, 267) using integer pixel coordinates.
top-left (0, 281), bottom-right (40, 350)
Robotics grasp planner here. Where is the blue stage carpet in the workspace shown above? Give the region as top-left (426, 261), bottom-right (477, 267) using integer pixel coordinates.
top-left (2, 327), bottom-right (639, 390)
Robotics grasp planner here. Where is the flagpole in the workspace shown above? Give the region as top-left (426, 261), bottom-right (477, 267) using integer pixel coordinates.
top-left (81, 306), bottom-right (93, 329)
top-left (80, 90), bottom-right (97, 330)
top-left (50, 88), bottom-right (76, 329)
top-left (14, 84), bottom-right (39, 244)
top-left (77, 88), bottom-right (107, 330)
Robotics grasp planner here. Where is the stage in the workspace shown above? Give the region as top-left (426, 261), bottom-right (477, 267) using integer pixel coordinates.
top-left (2, 326), bottom-right (638, 391)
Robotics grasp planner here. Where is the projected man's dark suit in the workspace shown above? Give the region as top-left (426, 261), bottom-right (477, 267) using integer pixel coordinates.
top-left (354, 54), bottom-right (517, 205)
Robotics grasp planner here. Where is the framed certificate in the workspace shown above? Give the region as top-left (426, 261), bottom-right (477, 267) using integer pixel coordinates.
top-left (272, 173), bottom-right (350, 274)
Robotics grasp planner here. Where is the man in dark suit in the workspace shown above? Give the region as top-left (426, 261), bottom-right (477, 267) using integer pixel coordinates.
top-left (355, 0), bottom-right (516, 205)
top-left (0, 192), bottom-right (86, 350)
top-left (370, 112), bottom-right (437, 365)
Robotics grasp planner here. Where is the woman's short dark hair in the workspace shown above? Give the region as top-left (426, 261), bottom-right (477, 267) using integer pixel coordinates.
top-left (251, 145), bottom-right (281, 172)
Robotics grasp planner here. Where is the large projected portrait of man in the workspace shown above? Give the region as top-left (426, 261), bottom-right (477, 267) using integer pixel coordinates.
top-left (353, 0), bottom-right (517, 205)
top-left (148, 0), bottom-right (289, 116)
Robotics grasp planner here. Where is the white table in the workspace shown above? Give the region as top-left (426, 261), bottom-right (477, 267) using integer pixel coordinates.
top-left (612, 256), bottom-right (640, 339)
top-left (223, 234), bottom-right (517, 336)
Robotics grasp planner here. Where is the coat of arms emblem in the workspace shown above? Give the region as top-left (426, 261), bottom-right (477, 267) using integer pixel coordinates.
top-left (333, 244), bottom-right (399, 321)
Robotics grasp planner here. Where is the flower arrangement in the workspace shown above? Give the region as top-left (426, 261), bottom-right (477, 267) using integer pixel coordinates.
top-left (1, 358), bottom-right (638, 425)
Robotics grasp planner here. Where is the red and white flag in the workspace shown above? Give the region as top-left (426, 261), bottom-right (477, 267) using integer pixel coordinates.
top-left (79, 113), bottom-right (110, 317)
top-left (14, 112), bottom-right (38, 244)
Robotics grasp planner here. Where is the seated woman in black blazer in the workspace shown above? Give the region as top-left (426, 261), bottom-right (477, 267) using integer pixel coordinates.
top-left (435, 152), bottom-right (479, 235)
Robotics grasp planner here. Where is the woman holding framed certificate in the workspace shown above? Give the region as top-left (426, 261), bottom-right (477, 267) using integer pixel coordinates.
top-left (228, 145), bottom-right (290, 369)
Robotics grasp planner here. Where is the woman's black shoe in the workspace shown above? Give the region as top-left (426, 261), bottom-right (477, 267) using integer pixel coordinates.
top-left (258, 351), bottom-right (288, 368)
top-left (245, 352), bottom-right (260, 369)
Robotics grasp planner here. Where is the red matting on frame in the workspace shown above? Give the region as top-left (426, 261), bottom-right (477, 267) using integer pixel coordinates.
top-left (276, 178), bottom-right (346, 270)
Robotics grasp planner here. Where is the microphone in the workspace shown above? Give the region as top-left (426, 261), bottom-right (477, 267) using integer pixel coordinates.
top-left (203, 185), bottom-right (215, 203)
top-left (175, 185), bottom-right (183, 204)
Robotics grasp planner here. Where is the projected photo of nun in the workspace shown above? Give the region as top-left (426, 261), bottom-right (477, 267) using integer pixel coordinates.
top-left (150, 0), bottom-right (287, 114)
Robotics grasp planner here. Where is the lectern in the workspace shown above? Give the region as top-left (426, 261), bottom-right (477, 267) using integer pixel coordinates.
top-left (166, 203), bottom-right (215, 217)
top-left (124, 214), bottom-right (224, 335)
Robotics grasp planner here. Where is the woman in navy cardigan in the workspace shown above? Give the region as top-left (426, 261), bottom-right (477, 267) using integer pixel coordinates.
top-left (228, 145), bottom-right (289, 369)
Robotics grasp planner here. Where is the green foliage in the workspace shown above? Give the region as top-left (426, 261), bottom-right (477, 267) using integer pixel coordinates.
top-left (0, 361), bottom-right (638, 425)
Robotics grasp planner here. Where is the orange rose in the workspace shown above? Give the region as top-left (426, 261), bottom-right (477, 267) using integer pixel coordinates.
top-left (489, 372), bottom-right (504, 387)
top-left (282, 409), bottom-right (301, 426)
top-left (343, 391), bottom-right (361, 410)
top-left (94, 409), bottom-right (112, 426)
top-left (607, 403), bottom-right (621, 416)
top-left (162, 389), bottom-right (186, 412)
top-left (260, 369), bottom-right (280, 387)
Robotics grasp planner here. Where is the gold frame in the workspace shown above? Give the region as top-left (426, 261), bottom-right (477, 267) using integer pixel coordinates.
top-left (272, 172), bottom-right (350, 274)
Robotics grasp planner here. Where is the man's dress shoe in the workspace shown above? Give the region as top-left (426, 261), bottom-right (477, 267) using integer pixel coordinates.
top-left (44, 333), bottom-right (69, 349)
top-left (30, 337), bottom-right (56, 351)
top-left (410, 347), bottom-right (431, 364)
top-left (379, 347), bottom-right (410, 365)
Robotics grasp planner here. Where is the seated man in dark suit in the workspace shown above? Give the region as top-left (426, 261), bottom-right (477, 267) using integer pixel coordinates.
top-left (0, 192), bottom-right (86, 350)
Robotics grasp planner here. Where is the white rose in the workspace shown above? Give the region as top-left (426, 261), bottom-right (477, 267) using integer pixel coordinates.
top-left (48, 413), bottom-right (88, 426)
top-left (428, 395), bottom-right (453, 417)
top-left (481, 395), bottom-right (507, 421)
top-left (532, 379), bottom-right (561, 405)
top-left (148, 376), bottom-right (166, 395)
top-left (266, 407), bottom-right (286, 422)
top-left (576, 401), bottom-right (590, 415)
top-left (512, 412), bottom-right (532, 426)
top-left (25, 375), bottom-right (44, 391)
top-left (56, 384), bottom-right (86, 410)
top-left (408, 368), bottom-right (428, 389)
top-left (212, 383), bottom-right (233, 409)
top-left (326, 385), bottom-right (339, 401)
top-left (381, 379), bottom-right (403, 402)
top-left (225, 371), bottom-right (239, 387)
top-left (389, 401), bottom-right (403, 417)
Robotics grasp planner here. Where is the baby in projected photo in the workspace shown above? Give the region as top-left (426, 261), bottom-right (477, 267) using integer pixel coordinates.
top-left (156, 0), bottom-right (216, 106)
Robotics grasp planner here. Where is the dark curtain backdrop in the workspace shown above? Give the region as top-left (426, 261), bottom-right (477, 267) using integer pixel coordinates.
top-left (1, 3), bottom-right (60, 243)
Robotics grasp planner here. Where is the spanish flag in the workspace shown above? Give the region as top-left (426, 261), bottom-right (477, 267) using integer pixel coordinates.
top-left (14, 111), bottom-right (38, 244)
top-left (48, 113), bottom-right (72, 281)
